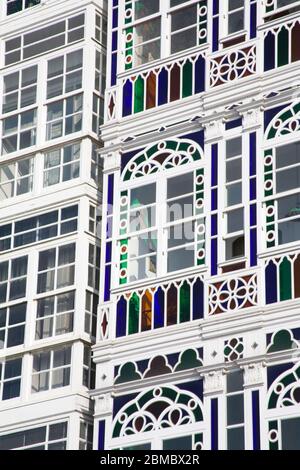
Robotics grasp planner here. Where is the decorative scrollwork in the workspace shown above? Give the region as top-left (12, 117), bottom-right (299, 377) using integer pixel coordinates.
top-left (210, 45), bottom-right (256, 88)
top-left (268, 362), bottom-right (300, 409)
top-left (208, 274), bottom-right (258, 315)
top-left (112, 386), bottom-right (203, 438)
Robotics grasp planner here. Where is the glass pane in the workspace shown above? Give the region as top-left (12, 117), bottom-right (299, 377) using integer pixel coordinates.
top-left (167, 172), bottom-right (193, 199)
top-left (227, 183), bottom-right (242, 206)
top-left (226, 159), bottom-right (242, 182)
top-left (163, 435), bottom-right (192, 450)
top-left (128, 255), bottom-right (156, 281)
top-left (168, 221), bottom-right (194, 248)
top-left (227, 137), bottom-right (242, 158)
top-left (129, 232), bottom-right (157, 257)
top-left (134, 0), bottom-right (159, 19)
top-left (168, 245), bottom-right (194, 272)
top-left (227, 209), bottom-right (244, 233)
top-left (131, 183), bottom-right (156, 208)
top-left (171, 5), bottom-right (197, 31)
top-left (227, 371), bottom-right (244, 392)
top-left (227, 427), bottom-right (245, 450)
top-left (135, 39), bottom-right (160, 65)
top-left (228, 10), bottom-right (244, 34)
top-left (282, 418), bottom-right (300, 450)
top-left (227, 394), bottom-right (244, 425)
top-left (276, 167), bottom-right (300, 193)
top-left (278, 220), bottom-right (300, 244)
top-left (52, 367), bottom-right (70, 388)
top-left (66, 50), bottom-right (83, 72)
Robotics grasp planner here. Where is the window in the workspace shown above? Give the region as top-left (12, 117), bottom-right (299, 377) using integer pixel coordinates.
top-left (0, 303), bottom-right (26, 349)
top-left (92, 93), bottom-right (104, 134)
top-left (91, 143), bottom-right (103, 187)
top-left (85, 291), bottom-right (98, 337)
top-left (120, 166), bottom-right (205, 283)
top-left (0, 256), bottom-right (28, 303)
top-left (5, 14), bottom-right (85, 66)
top-left (47, 50), bottom-right (83, 99)
top-left (2, 109), bottom-right (37, 155)
top-left (0, 358), bottom-right (22, 401)
top-left (89, 204), bottom-right (102, 237)
top-left (227, 0), bottom-right (245, 35)
top-left (95, 11), bottom-right (107, 46)
top-left (0, 157), bottom-right (33, 201)
top-left (2, 65), bottom-right (37, 114)
top-left (265, 141), bottom-right (300, 246)
top-left (95, 50), bottom-right (106, 96)
top-left (44, 143), bottom-right (80, 187)
top-left (46, 94), bottom-right (83, 140)
top-left (35, 291), bottom-right (74, 340)
top-left (0, 205), bottom-right (78, 253)
top-left (32, 346), bottom-right (71, 393)
top-left (224, 137), bottom-right (245, 261)
top-left (82, 346), bottom-right (95, 389)
top-left (226, 370), bottom-right (245, 450)
top-left (7, 0), bottom-right (40, 15)
top-left (170, 2), bottom-right (199, 54)
top-left (0, 422), bottom-right (67, 450)
top-left (124, 1), bottom-right (207, 68)
top-left (79, 421), bottom-right (93, 450)
top-left (37, 243), bottom-right (76, 294)
top-left (88, 244), bottom-right (100, 290)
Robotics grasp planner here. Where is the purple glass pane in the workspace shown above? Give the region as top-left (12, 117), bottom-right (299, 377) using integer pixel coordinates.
top-left (104, 265), bottom-right (111, 302)
top-left (113, 0), bottom-right (119, 6)
top-left (225, 118), bottom-right (242, 130)
top-left (213, 17), bottom-right (219, 52)
top-left (250, 133), bottom-right (257, 176)
top-left (105, 242), bottom-right (112, 263)
top-left (154, 287), bottom-right (164, 328)
top-left (250, 178), bottom-right (257, 200)
top-left (112, 8), bottom-right (118, 29)
top-left (211, 238), bottom-right (218, 276)
top-left (112, 31), bottom-right (118, 51)
top-left (252, 390), bottom-right (261, 450)
top-left (158, 68), bottom-right (168, 106)
top-left (250, 204), bottom-right (257, 227)
top-left (107, 174), bottom-right (114, 210)
top-left (213, 0), bottom-right (219, 15)
top-left (123, 79), bottom-right (133, 117)
top-left (264, 32), bottom-right (275, 72)
top-left (211, 214), bottom-right (218, 236)
top-left (211, 398), bottom-right (218, 450)
top-left (212, 144), bottom-right (218, 187)
top-left (195, 55), bottom-right (205, 94)
top-left (193, 278), bottom-right (204, 320)
top-left (250, 228), bottom-right (257, 267)
top-left (265, 261), bottom-right (277, 304)
top-left (98, 421), bottom-right (105, 450)
top-left (211, 189), bottom-right (218, 211)
top-left (116, 296), bottom-right (127, 337)
top-left (111, 53), bottom-right (117, 87)
top-left (250, 2), bottom-right (257, 39)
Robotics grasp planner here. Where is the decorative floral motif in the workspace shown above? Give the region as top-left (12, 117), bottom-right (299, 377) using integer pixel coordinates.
top-left (208, 275), bottom-right (258, 315)
top-left (266, 101), bottom-right (300, 140)
top-left (268, 362), bottom-right (300, 409)
top-left (113, 386), bottom-right (203, 438)
top-left (122, 139), bottom-right (203, 181)
top-left (224, 338), bottom-right (244, 362)
top-left (210, 45), bottom-right (256, 87)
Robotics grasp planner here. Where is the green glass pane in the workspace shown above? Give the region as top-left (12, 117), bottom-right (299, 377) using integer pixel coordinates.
top-left (278, 27), bottom-right (289, 67)
top-left (134, 76), bottom-right (144, 114)
top-left (182, 60), bottom-right (193, 98)
top-left (129, 293), bottom-right (140, 334)
top-left (280, 257), bottom-right (292, 301)
top-left (180, 281), bottom-right (190, 323)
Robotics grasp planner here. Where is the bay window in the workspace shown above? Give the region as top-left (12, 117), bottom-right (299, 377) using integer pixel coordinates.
top-left (0, 256), bottom-right (28, 303)
top-left (0, 358), bottom-right (22, 400)
top-left (35, 291), bottom-right (75, 340)
top-left (37, 243), bottom-right (75, 294)
top-left (0, 157), bottom-right (33, 201)
top-left (119, 165), bottom-right (205, 284)
top-left (265, 141), bottom-right (300, 246)
top-left (0, 303), bottom-right (26, 349)
top-left (32, 346), bottom-right (71, 393)
top-left (46, 94), bottom-right (83, 141)
top-left (124, 0), bottom-right (208, 69)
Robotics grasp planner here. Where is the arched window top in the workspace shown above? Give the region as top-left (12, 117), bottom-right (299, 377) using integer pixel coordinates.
top-left (122, 139), bottom-right (203, 182)
top-left (266, 101), bottom-right (300, 141)
top-left (112, 385), bottom-right (203, 438)
top-left (268, 362), bottom-right (300, 409)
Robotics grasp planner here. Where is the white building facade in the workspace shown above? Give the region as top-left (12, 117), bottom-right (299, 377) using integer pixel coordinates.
top-left (92, 0), bottom-right (300, 451)
top-left (0, 0), bottom-right (107, 450)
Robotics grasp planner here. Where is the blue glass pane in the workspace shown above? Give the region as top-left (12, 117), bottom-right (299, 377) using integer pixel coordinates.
top-left (211, 398), bottom-right (218, 450)
top-left (195, 55), bottom-right (205, 94)
top-left (112, 31), bottom-right (118, 51)
top-left (252, 390), bottom-right (261, 450)
top-left (158, 68), bottom-right (168, 106)
top-left (213, 17), bottom-right (219, 52)
top-left (250, 228), bottom-right (257, 267)
top-left (250, 204), bottom-right (257, 227)
top-left (212, 144), bottom-right (218, 186)
top-left (265, 261), bottom-right (277, 304)
top-left (193, 279), bottom-right (204, 320)
top-left (250, 178), bottom-right (257, 200)
top-left (116, 297), bottom-right (127, 337)
top-left (211, 214), bottom-right (218, 236)
top-left (154, 287), bottom-right (164, 328)
top-left (264, 32), bottom-right (275, 71)
top-left (105, 242), bottom-right (112, 263)
top-left (250, 133), bottom-right (257, 176)
top-left (211, 238), bottom-right (218, 276)
top-left (122, 79), bottom-right (133, 117)
top-left (111, 53), bottom-right (117, 87)
top-left (250, 2), bottom-right (257, 39)
top-left (104, 265), bottom-right (111, 302)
